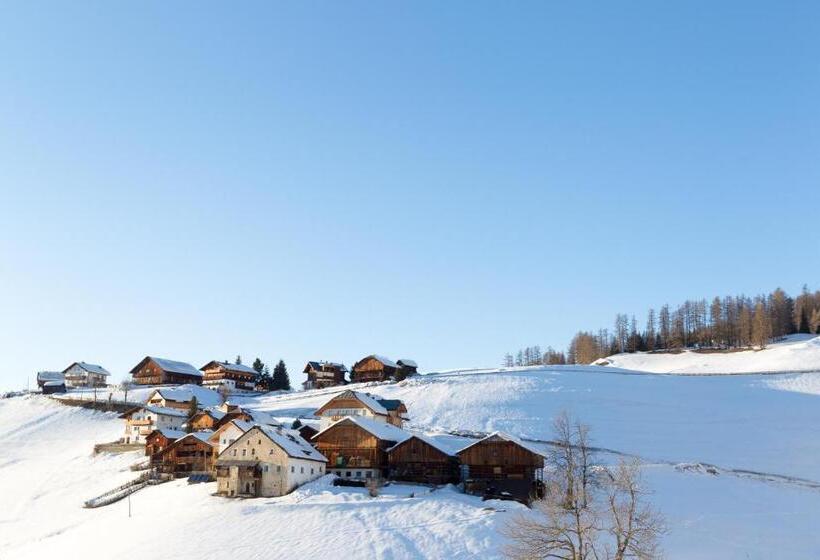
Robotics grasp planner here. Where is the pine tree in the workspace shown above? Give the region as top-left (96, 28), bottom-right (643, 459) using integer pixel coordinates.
top-left (186, 396), bottom-right (198, 433)
top-left (258, 365), bottom-right (272, 392)
top-left (272, 360), bottom-right (291, 391)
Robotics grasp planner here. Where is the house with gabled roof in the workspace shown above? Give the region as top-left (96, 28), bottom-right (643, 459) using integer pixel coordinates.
top-left (313, 390), bottom-right (408, 430)
top-left (36, 371), bottom-right (64, 390)
top-left (154, 431), bottom-right (216, 477)
top-left (350, 355), bottom-right (399, 383)
top-left (208, 419), bottom-right (255, 455)
top-left (201, 360), bottom-right (258, 393)
top-left (456, 432), bottom-right (546, 504)
top-left (130, 356), bottom-right (203, 386)
top-left (216, 425), bottom-right (327, 497)
top-left (302, 361), bottom-right (347, 390)
top-left (387, 434), bottom-right (460, 485)
top-left (312, 415), bottom-right (410, 481)
top-left (62, 362), bottom-right (110, 388)
top-left (145, 384), bottom-right (222, 410)
top-left (145, 428), bottom-right (187, 459)
top-left (120, 405), bottom-right (188, 444)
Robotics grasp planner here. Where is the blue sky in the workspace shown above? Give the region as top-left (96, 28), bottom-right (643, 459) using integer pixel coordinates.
top-left (1, 2), bottom-right (818, 389)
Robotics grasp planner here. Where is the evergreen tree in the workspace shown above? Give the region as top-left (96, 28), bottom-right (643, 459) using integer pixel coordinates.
top-left (186, 396), bottom-right (198, 433)
top-left (258, 365), bottom-right (272, 392)
top-left (272, 360), bottom-right (291, 391)
top-left (252, 357), bottom-right (265, 382)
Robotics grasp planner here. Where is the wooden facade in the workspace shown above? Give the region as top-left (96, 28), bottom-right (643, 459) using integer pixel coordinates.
top-left (154, 433), bottom-right (216, 477)
top-left (350, 355), bottom-right (398, 383)
top-left (189, 410), bottom-right (223, 431)
top-left (130, 356), bottom-right (203, 386)
top-left (145, 429), bottom-right (184, 459)
top-left (387, 436), bottom-right (459, 485)
top-left (62, 362), bottom-right (110, 388)
top-left (302, 361), bottom-right (347, 390)
top-left (314, 390), bottom-right (407, 429)
top-left (457, 433), bottom-right (545, 504)
top-left (313, 417), bottom-right (406, 480)
top-left (200, 360), bottom-right (257, 392)
top-left (396, 359), bottom-right (418, 379)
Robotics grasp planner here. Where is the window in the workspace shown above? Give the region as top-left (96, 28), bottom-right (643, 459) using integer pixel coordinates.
top-left (277, 465), bottom-right (281, 473)
top-left (242, 449), bottom-right (246, 456)
top-left (269, 449), bottom-right (273, 455)
top-left (356, 471), bottom-right (361, 478)
top-left (300, 466), bottom-right (304, 474)
top-left (335, 471), bottom-right (341, 476)
top-left (291, 466), bottom-right (294, 473)
top-left (232, 449), bottom-right (237, 456)
top-left (251, 448), bottom-right (255, 455)
top-left (345, 471), bottom-right (351, 477)
top-left (310, 468), bottom-right (314, 475)
top-left (365, 471), bottom-right (372, 478)
top-left (263, 465), bottom-right (269, 472)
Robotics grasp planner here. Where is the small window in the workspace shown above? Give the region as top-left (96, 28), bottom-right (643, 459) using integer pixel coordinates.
top-left (232, 449), bottom-right (237, 456)
top-left (345, 471), bottom-right (351, 477)
top-left (300, 467), bottom-right (304, 474)
top-left (356, 471), bottom-right (361, 478)
top-left (291, 466), bottom-right (294, 473)
top-left (269, 449), bottom-right (273, 455)
top-left (365, 471), bottom-right (372, 478)
top-left (251, 448), bottom-right (255, 455)
top-left (277, 465), bottom-right (281, 472)
top-left (242, 449), bottom-right (246, 456)
top-left (310, 468), bottom-right (314, 475)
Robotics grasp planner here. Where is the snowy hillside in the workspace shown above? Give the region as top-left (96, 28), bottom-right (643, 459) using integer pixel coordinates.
top-left (596, 334), bottom-right (820, 374)
top-left (3, 365), bottom-right (820, 559)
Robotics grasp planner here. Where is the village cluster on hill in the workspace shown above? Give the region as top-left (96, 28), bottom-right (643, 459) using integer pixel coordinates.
top-left (34, 353), bottom-right (546, 504)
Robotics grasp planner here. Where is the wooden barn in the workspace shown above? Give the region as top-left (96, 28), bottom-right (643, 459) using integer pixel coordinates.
top-left (456, 432), bottom-right (545, 504)
top-left (314, 390), bottom-right (408, 429)
top-left (130, 356), bottom-right (203, 386)
top-left (154, 432), bottom-right (216, 477)
top-left (200, 360), bottom-right (257, 393)
top-left (350, 355), bottom-right (399, 383)
top-left (302, 361), bottom-right (347, 390)
top-left (312, 416), bottom-right (410, 481)
top-left (387, 435), bottom-right (459, 485)
top-left (396, 359), bottom-right (418, 379)
top-left (145, 428), bottom-right (186, 459)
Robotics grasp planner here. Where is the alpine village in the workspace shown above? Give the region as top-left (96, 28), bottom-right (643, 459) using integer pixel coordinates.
top-left (35, 354), bottom-right (546, 509)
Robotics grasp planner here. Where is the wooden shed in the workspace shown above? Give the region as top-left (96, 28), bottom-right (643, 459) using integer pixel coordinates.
top-left (388, 435), bottom-right (459, 485)
top-left (456, 432), bottom-right (545, 504)
top-left (350, 355), bottom-right (399, 383)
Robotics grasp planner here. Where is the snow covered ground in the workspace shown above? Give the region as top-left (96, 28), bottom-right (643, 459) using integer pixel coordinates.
top-left (3, 362), bottom-right (820, 559)
top-left (597, 334), bottom-right (820, 374)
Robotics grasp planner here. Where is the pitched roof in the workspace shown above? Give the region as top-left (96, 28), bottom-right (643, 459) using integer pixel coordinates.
top-left (456, 432), bottom-right (546, 458)
top-left (148, 385), bottom-right (222, 407)
top-left (200, 360), bottom-right (257, 375)
top-left (151, 428), bottom-right (187, 440)
top-left (387, 434), bottom-right (457, 456)
top-left (37, 371), bottom-right (64, 382)
top-left (131, 356), bottom-right (202, 376)
top-left (63, 362), bottom-right (111, 376)
top-left (314, 415), bottom-right (411, 444)
top-left (168, 431), bottom-right (215, 448)
top-left (315, 390), bottom-right (390, 416)
top-left (397, 359), bottom-right (417, 368)
top-left (142, 405), bottom-right (189, 418)
top-left (367, 355), bottom-right (399, 369)
top-left (256, 425), bottom-right (327, 462)
top-left (376, 399), bottom-right (404, 412)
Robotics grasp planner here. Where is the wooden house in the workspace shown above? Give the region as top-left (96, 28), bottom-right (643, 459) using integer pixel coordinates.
top-left (36, 371), bottom-right (64, 389)
top-left (314, 390), bottom-right (408, 430)
top-left (120, 405), bottom-right (188, 444)
top-left (292, 419), bottom-right (319, 442)
top-left (188, 408), bottom-right (228, 431)
top-left (302, 361), bottom-right (348, 390)
top-left (215, 425), bottom-right (327, 498)
top-left (154, 432), bottom-right (216, 477)
top-left (200, 360), bottom-right (258, 393)
top-left (350, 355), bottom-right (399, 383)
top-left (312, 416), bottom-right (410, 481)
top-left (396, 359), bottom-right (418, 378)
top-left (387, 435), bottom-right (460, 485)
top-left (145, 385), bottom-right (222, 410)
top-left (456, 432), bottom-right (545, 504)
top-left (145, 428), bottom-right (186, 459)
top-left (62, 362), bottom-right (110, 388)
top-left (130, 356), bottom-right (203, 386)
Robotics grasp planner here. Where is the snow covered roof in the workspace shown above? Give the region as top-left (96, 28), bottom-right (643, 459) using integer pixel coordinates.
top-left (148, 385), bottom-right (222, 407)
top-left (256, 425), bottom-right (327, 462)
top-left (314, 415), bottom-right (411, 444)
top-left (397, 359), bottom-right (417, 368)
top-left (315, 390), bottom-right (391, 416)
top-left (155, 428), bottom-right (187, 439)
top-left (303, 361), bottom-right (348, 373)
top-left (244, 409), bottom-right (281, 426)
top-left (198, 407), bottom-right (228, 421)
top-left (386, 433), bottom-right (456, 456)
top-left (142, 405), bottom-right (189, 418)
top-left (132, 356), bottom-right (202, 376)
top-left (200, 361), bottom-right (257, 375)
top-left (368, 355), bottom-right (399, 368)
top-left (376, 399), bottom-right (404, 412)
top-left (63, 362), bottom-right (111, 376)
top-left (456, 431), bottom-right (545, 458)
top-left (175, 431), bottom-right (215, 445)
top-left (37, 371), bottom-right (64, 382)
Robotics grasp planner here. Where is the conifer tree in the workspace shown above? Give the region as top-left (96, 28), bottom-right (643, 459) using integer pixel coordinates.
top-left (186, 396), bottom-right (198, 433)
top-left (272, 360), bottom-right (291, 391)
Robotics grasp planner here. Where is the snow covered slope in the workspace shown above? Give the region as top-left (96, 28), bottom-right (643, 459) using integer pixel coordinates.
top-left (3, 364), bottom-right (820, 559)
top-left (597, 334), bottom-right (820, 374)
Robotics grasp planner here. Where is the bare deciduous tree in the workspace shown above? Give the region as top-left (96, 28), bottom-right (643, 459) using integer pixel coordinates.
top-left (503, 413), bottom-right (664, 560)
